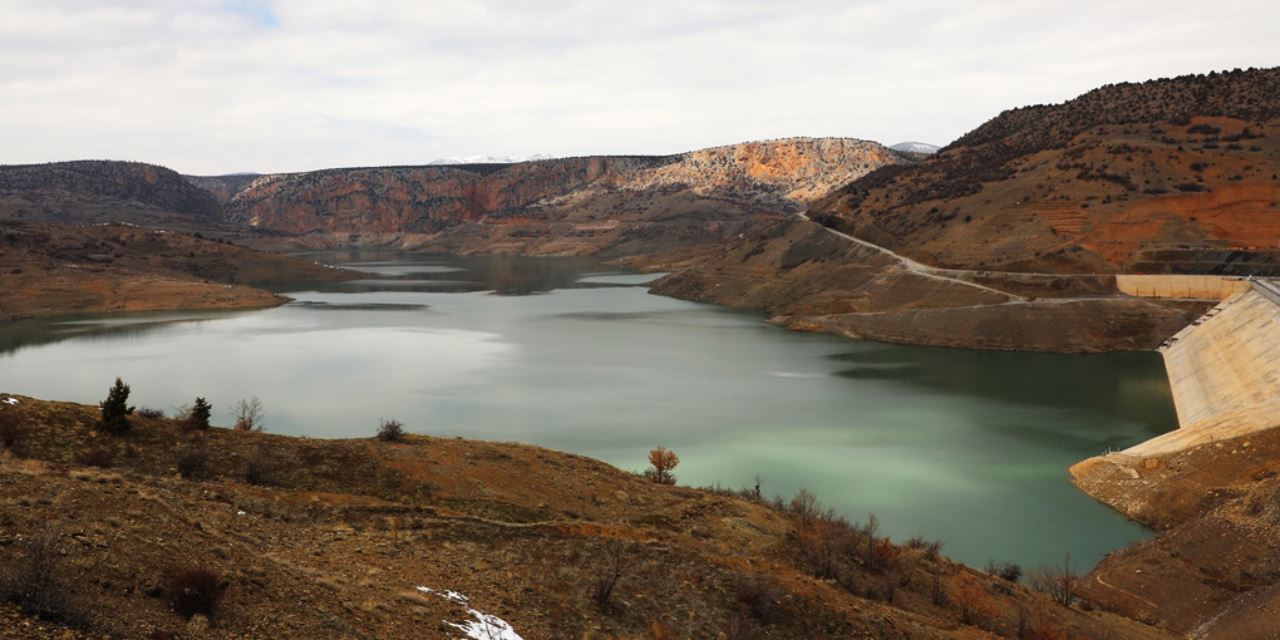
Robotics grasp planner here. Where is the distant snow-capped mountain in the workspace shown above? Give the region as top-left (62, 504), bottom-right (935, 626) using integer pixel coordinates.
top-left (890, 142), bottom-right (940, 154)
top-left (429, 154), bottom-right (556, 165)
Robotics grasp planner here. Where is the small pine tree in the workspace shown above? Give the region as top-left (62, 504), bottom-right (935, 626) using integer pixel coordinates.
top-left (98, 377), bottom-right (134, 435)
top-left (189, 397), bottom-right (212, 430)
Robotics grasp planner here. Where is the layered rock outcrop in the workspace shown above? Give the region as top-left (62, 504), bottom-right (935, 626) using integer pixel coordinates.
top-left (216, 138), bottom-right (903, 254)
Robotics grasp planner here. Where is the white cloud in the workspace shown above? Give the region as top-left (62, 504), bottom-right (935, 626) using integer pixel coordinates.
top-left (0, 0), bottom-right (1275, 174)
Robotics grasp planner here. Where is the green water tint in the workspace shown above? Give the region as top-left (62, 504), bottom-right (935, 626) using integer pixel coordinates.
top-left (0, 253), bottom-right (1173, 570)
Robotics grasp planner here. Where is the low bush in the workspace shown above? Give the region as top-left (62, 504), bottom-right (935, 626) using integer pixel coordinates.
top-left (243, 453), bottom-right (275, 486)
top-left (75, 446), bottom-right (115, 468)
top-left (136, 407), bottom-right (165, 419)
top-left (166, 568), bottom-right (226, 619)
top-left (3, 533), bottom-right (68, 622)
top-left (0, 412), bottom-right (22, 451)
top-left (591, 540), bottom-right (633, 612)
top-left (733, 577), bottom-right (787, 625)
top-left (176, 448), bottom-right (208, 480)
top-left (376, 419), bottom-right (405, 442)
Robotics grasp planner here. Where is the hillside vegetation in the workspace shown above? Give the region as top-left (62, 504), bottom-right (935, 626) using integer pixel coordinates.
top-left (0, 393), bottom-right (1168, 639)
top-left (810, 68), bottom-right (1280, 274)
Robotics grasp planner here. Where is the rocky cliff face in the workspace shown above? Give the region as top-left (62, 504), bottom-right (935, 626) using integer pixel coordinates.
top-left (218, 138), bottom-right (903, 254)
top-left (0, 160), bottom-right (221, 227)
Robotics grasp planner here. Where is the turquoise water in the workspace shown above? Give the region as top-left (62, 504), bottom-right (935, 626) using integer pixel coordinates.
top-left (0, 253), bottom-right (1173, 570)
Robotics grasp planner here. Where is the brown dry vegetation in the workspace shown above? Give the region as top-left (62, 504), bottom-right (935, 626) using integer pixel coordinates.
top-left (0, 222), bottom-right (355, 320)
top-left (0, 394), bottom-right (1168, 639)
top-left (811, 68), bottom-right (1280, 275)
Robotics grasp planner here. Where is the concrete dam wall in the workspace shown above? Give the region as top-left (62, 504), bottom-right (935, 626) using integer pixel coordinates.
top-left (1125, 280), bottom-right (1280, 456)
top-left (1115, 274), bottom-right (1253, 300)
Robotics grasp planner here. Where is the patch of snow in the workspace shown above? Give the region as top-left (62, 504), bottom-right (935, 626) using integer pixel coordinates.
top-left (415, 586), bottom-right (523, 640)
top-left (429, 154), bottom-right (555, 165)
top-left (446, 611), bottom-right (523, 640)
top-left (1, 398), bottom-right (17, 406)
top-left (889, 141), bottom-right (941, 154)
top-left (236, 510), bottom-right (247, 516)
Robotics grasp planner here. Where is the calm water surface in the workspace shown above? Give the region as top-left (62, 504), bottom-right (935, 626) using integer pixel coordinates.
top-left (0, 253), bottom-right (1175, 569)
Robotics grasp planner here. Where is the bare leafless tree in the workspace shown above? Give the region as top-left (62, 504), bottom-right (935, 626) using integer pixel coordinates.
top-left (233, 396), bottom-right (264, 432)
top-left (1030, 553), bottom-right (1077, 606)
top-left (591, 539), bottom-right (635, 612)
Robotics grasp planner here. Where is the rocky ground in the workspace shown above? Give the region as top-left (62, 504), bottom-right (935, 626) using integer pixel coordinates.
top-left (1070, 428), bottom-right (1280, 639)
top-left (0, 394), bottom-right (1167, 639)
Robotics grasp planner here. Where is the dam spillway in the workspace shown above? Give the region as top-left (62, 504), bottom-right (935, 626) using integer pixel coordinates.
top-left (1126, 280), bottom-right (1280, 456)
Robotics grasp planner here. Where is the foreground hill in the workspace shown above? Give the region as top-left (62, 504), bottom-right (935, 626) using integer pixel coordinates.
top-left (214, 137), bottom-right (905, 256)
top-left (0, 222), bottom-right (353, 320)
top-left (811, 67), bottom-right (1280, 274)
top-left (0, 394), bottom-right (1168, 639)
top-left (1070, 418), bottom-right (1280, 638)
top-left (0, 161), bottom-right (223, 229)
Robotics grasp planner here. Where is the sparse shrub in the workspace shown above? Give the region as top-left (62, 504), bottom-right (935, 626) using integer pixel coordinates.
top-left (733, 577), bottom-right (786, 624)
top-left (137, 407), bottom-right (165, 419)
top-left (999, 562), bottom-right (1023, 583)
top-left (789, 487), bottom-right (819, 525)
top-left (0, 410), bottom-right (21, 451)
top-left (1030, 554), bottom-right (1078, 606)
top-left (233, 396), bottom-right (264, 432)
top-left (376, 419), bottom-right (405, 442)
top-left (243, 452), bottom-right (274, 486)
top-left (3, 532), bottom-right (67, 622)
top-left (644, 446), bottom-right (679, 485)
top-left (906, 535), bottom-right (945, 561)
top-left (870, 537), bottom-right (900, 573)
top-left (931, 571), bottom-right (947, 607)
top-left (166, 568), bottom-right (225, 619)
top-left (98, 377), bottom-right (134, 435)
top-left (187, 397), bottom-right (212, 431)
top-left (590, 539), bottom-right (633, 611)
top-left (953, 573), bottom-right (998, 627)
top-left (176, 448), bottom-right (208, 480)
top-left (76, 446), bottom-right (115, 468)
top-left (796, 516), bottom-right (855, 579)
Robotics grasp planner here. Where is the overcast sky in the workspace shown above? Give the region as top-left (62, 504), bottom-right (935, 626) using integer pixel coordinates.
top-left (1, 0), bottom-right (1276, 174)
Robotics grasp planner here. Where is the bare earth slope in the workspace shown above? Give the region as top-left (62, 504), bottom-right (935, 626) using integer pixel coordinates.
top-left (810, 68), bottom-right (1280, 274)
top-left (0, 395), bottom-right (1169, 639)
top-left (648, 219), bottom-right (1206, 352)
top-left (0, 222), bottom-right (354, 320)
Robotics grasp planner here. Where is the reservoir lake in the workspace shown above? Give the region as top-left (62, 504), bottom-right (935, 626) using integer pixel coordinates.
top-left (0, 253), bottom-right (1176, 570)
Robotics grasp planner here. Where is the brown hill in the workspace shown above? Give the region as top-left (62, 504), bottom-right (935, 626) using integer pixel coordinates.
top-left (810, 67), bottom-right (1280, 274)
top-left (0, 161), bottom-right (222, 229)
top-left (221, 138), bottom-right (905, 256)
top-left (0, 222), bottom-right (354, 321)
top-left (1070, 422), bottom-right (1280, 638)
top-left (0, 394), bottom-right (1169, 639)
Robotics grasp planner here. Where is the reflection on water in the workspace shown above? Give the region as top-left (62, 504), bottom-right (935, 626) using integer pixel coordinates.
top-left (0, 253), bottom-right (1174, 570)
